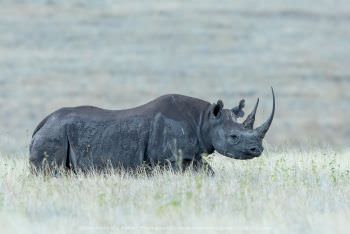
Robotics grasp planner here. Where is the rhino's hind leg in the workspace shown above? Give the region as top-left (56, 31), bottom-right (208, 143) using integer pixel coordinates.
top-left (29, 134), bottom-right (69, 175)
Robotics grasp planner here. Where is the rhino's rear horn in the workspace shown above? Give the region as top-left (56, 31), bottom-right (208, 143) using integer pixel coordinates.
top-left (255, 87), bottom-right (275, 138)
top-left (243, 98), bottom-right (259, 129)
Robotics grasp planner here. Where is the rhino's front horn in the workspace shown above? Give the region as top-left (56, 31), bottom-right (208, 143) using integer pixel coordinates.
top-left (255, 87), bottom-right (275, 138)
top-left (243, 98), bottom-right (259, 129)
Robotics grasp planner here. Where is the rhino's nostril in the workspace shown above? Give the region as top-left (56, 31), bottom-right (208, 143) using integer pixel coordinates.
top-left (250, 147), bottom-right (257, 152)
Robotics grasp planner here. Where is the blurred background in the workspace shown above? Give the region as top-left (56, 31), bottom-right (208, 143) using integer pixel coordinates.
top-left (0, 0), bottom-right (349, 154)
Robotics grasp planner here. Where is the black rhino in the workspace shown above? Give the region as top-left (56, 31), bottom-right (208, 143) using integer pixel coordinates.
top-left (29, 88), bottom-right (275, 174)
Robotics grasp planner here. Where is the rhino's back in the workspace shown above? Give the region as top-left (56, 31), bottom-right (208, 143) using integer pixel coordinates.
top-left (37, 94), bottom-right (210, 128)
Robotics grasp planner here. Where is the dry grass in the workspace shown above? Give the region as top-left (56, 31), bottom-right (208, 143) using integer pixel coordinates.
top-left (0, 148), bottom-right (349, 234)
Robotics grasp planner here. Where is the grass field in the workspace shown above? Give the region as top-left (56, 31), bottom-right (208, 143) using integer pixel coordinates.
top-left (1, 149), bottom-right (349, 234)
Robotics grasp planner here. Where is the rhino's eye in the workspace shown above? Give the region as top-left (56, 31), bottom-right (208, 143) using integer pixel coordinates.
top-left (230, 134), bottom-right (239, 141)
top-left (230, 134), bottom-right (240, 144)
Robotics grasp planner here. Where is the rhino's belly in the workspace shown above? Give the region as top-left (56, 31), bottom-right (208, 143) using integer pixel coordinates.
top-left (67, 118), bottom-right (149, 170)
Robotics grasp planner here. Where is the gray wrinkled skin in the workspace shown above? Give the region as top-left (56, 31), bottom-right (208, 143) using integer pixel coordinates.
top-left (29, 90), bottom-right (275, 174)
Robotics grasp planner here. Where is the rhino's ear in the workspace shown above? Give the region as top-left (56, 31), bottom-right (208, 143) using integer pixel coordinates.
top-left (210, 100), bottom-right (224, 118)
top-left (231, 99), bottom-right (245, 118)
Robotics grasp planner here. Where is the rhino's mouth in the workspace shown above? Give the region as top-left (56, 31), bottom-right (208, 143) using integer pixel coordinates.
top-left (222, 151), bottom-right (261, 160)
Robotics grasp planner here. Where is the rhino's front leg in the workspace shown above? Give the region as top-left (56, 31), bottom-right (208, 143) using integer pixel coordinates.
top-left (172, 158), bottom-right (215, 176)
top-left (193, 158), bottom-right (215, 176)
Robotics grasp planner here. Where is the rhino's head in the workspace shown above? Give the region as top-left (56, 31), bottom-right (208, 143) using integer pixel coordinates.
top-left (204, 88), bottom-right (275, 160)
